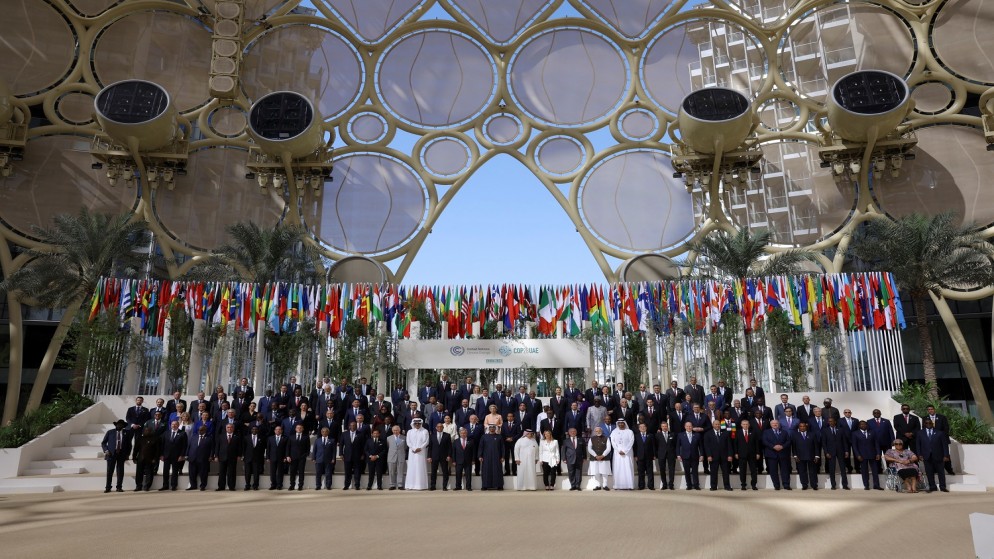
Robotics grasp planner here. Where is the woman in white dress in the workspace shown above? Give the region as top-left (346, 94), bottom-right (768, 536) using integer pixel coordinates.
top-left (539, 430), bottom-right (561, 490)
top-left (610, 418), bottom-right (635, 490)
top-left (405, 418), bottom-right (430, 490)
top-left (587, 427), bottom-right (613, 490)
top-left (513, 429), bottom-right (539, 490)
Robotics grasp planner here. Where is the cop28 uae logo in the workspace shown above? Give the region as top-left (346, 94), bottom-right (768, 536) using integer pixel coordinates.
top-left (498, 345), bottom-right (512, 357)
top-left (450, 345), bottom-right (465, 356)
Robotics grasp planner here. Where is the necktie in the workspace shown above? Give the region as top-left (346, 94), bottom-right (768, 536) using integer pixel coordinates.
top-left (277, 436), bottom-right (280, 444)
top-left (116, 432), bottom-right (121, 450)
top-left (802, 432), bottom-right (806, 440)
top-left (351, 433), bottom-right (355, 442)
top-left (744, 432), bottom-right (748, 442)
top-left (254, 436), bottom-right (257, 446)
top-left (642, 434), bottom-right (646, 442)
top-left (462, 439), bottom-right (466, 449)
top-left (171, 431), bottom-right (175, 441)
top-left (228, 434), bottom-right (232, 443)
top-left (199, 435), bottom-right (204, 445)
top-left (832, 428), bottom-right (836, 436)
top-left (928, 429), bottom-right (933, 438)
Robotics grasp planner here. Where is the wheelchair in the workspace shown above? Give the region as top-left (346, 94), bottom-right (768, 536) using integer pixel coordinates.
top-left (885, 462), bottom-right (926, 493)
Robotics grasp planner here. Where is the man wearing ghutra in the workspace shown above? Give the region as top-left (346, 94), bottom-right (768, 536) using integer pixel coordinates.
top-left (610, 418), bottom-right (635, 490)
top-left (404, 418), bottom-right (429, 490)
top-left (513, 429), bottom-right (539, 491)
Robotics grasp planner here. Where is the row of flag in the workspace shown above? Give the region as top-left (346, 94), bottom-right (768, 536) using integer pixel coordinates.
top-left (88, 272), bottom-right (906, 339)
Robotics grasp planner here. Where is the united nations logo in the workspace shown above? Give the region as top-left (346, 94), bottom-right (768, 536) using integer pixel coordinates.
top-left (498, 345), bottom-right (512, 357)
top-left (450, 346), bottom-right (465, 356)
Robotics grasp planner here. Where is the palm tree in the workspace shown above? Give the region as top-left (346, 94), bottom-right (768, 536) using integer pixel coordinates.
top-left (184, 221), bottom-right (319, 284)
top-left (847, 212), bottom-right (994, 423)
top-left (0, 209), bottom-right (148, 420)
top-left (693, 228), bottom-right (814, 279)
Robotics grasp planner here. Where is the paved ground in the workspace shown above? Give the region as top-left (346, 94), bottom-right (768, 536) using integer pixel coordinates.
top-left (0, 489), bottom-right (990, 557)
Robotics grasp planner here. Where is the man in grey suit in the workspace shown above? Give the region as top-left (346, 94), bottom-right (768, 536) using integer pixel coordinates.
top-left (386, 425), bottom-right (407, 490)
top-left (563, 427), bottom-right (585, 490)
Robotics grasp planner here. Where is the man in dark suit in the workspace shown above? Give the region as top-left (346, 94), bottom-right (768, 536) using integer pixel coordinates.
top-left (233, 378), bottom-right (254, 402)
top-left (704, 385), bottom-right (725, 413)
top-left (741, 389), bottom-right (757, 416)
top-left (850, 420), bottom-right (882, 490)
top-left (418, 381), bottom-right (437, 406)
top-left (340, 421), bottom-right (366, 490)
top-left (427, 422), bottom-right (453, 490)
top-left (256, 390), bottom-right (274, 418)
top-left (286, 424), bottom-right (309, 491)
top-left (747, 378), bottom-right (765, 403)
top-left (564, 401), bottom-right (585, 435)
top-left (762, 420), bottom-right (792, 490)
top-left (716, 380), bottom-right (733, 412)
top-left (266, 425), bottom-right (289, 490)
top-left (840, 408), bottom-right (859, 473)
top-left (391, 384), bottom-right (407, 410)
top-left (436, 374), bottom-right (451, 399)
top-left (917, 419), bottom-right (950, 492)
top-left (687, 404), bottom-right (710, 474)
top-left (100, 420), bottom-right (132, 493)
top-left (821, 398), bottom-right (841, 421)
top-left (821, 417), bottom-right (850, 490)
top-left (616, 400), bottom-right (637, 429)
top-left (364, 428), bottom-right (388, 490)
top-left (668, 402), bottom-right (687, 433)
top-left (564, 381), bottom-right (582, 408)
top-left (355, 377), bottom-right (372, 398)
top-left (452, 426), bottom-right (475, 491)
top-left (286, 376), bottom-right (302, 398)
top-left (185, 424), bottom-right (212, 490)
top-left (242, 425), bottom-right (266, 490)
top-left (132, 427), bottom-right (161, 491)
top-left (924, 405), bottom-right (955, 474)
top-left (641, 398), bottom-right (662, 434)
top-left (584, 380), bottom-right (600, 405)
top-left (503, 413), bottom-right (522, 476)
top-left (791, 422), bottom-right (820, 490)
top-left (633, 423), bottom-right (656, 490)
top-left (893, 404), bottom-right (921, 449)
top-left (458, 376), bottom-right (476, 402)
top-left (548, 387), bottom-right (568, 419)
top-left (539, 413), bottom-right (564, 444)
top-left (684, 377), bottom-right (705, 406)
top-left (654, 423), bottom-right (677, 490)
top-left (213, 423), bottom-right (242, 491)
top-left (474, 389), bottom-right (493, 418)
top-left (796, 395), bottom-right (818, 424)
top-left (158, 420), bottom-right (188, 491)
top-left (666, 381), bottom-right (685, 410)
top-left (736, 419), bottom-right (761, 490)
top-left (563, 427), bottom-right (585, 491)
top-left (444, 385), bottom-right (462, 414)
top-left (774, 393), bottom-right (795, 420)
top-left (676, 422), bottom-right (702, 490)
top-left (312, 426), bottom-right (337, 490)
top-left (165, 391), bottom-right (187, 417)
top-left (868, 409), bottom-right (894, 473)
top-left (455, 399), bottom-right (476, 428)
top-left (703, 419), bottom-right (733, 491)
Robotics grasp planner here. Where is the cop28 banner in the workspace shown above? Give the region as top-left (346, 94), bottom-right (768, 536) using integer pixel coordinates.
top-left (397, 339), bottom-right (590, 369)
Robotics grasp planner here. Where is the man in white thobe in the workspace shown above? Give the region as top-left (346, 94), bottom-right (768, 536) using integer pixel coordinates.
top-left (513, 429), bottom-right (539, 491)
top-left (610, 418), bottom-right (635, 490)
top-left (405, 419), bottom-right (429, 490)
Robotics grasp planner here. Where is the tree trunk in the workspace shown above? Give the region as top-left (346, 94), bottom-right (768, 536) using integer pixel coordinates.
top-left (24, 301), bottom-right (82, 413)
top-left (930, 292), bottom-right (994, 426)
top-left (2, 294), bottom-right (24, 425)
top-left (912, 293), bottom-right (937, 397)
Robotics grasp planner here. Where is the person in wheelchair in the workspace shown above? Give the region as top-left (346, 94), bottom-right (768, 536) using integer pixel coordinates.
top-left (884, 439), bottom-right (920, 493)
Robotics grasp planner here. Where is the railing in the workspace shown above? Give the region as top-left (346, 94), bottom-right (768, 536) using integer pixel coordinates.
top-left (825, 46), bottom-right (856, 65)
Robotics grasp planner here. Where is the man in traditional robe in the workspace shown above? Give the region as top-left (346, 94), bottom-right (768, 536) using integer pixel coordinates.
top-left (404, 418), bottom-right (429, 490)
top-left (610, 418), bottom-right (635, 490)
top-left (513, 429), bottom-right (539, 491)
top-left (478, 424), bottom-right (505, 490)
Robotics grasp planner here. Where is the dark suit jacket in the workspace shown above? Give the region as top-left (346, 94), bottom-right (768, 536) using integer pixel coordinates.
top-left (418, 386), bottom-right (438, 405)
top-left (186, 432), bottom-right (213, 463)
top-left (735, 429), bottom-right (761, 460)
top-left (340, 430), bottom-right (366, 462)
top-left (454, 407), bottom-right (476, 427)
top-left (654, 431), bottom-right (676, 460)
top-left (925, 414), bottom-right (950, 435)
top-left (668, 410), bottom-right (688, 433)
top-left (916, 429), bottom-right (950, 461)
top-left (761, 429), bottom-right (791, 458)
top-left (633, 432), bottom-right (655, 461)
top-left (850, 429), bottom-right (878, 460)
top-left (266, 434), bottom-right (289, 462)
top-left (243, 433), bottom-right (267, 463)
top-left (539, 417), bottom-right (564, 441)
top-left (547, 395), bottom-right (568, 418)
top-left (687, 412), bottom-right (710, 432)
top-left (287, 433), bottom-right (310, 460)
top-left (703, 429), bottom-right (733, 460)
top-left (675, 431), bottom-right (701, 460)
top-left (796, 404), bottom-right (818, 423)
top-left (213, 433), bottom-right (243, 461)
top-left (641, 406), bottom-right (662, 433)
top-left (704, 393), bottom-right (725, 412)
top-left (616, 407), bottom-right (637, 428)
top-left (717, 387), bottom-right (733, 410)
top-left (684, 384), bottom-right (705, 405)
top-left (100, 429), bottom-right (134, 460)
top-left (160, 430), bottom-right (188, 461)
top-left (165, 399), bottom-right (187, 417)
top-left (458, 384), bottom-right (476, 402)
top-left (444, 391), bottom-right (462, 412)
top-left (893, 414), bottom-right (922, 442)
top-left (564, 409), bottom-right (585, 434)
top-left (364, 437), bottom-right (387, 463)
top-left (807, 416), bottom-right (828, 434)
top-left (451, 436), bottom-right (476, 465)
top-left (474, 397), bottom-right (493, 418)
top-left (820, 425), bottom-right (848, 458)
top-left (790, 431), bottom-right (820, 460)
top-left (867, 417), bottom-right (894, 450)
top-left (427, 431), bottom-right (452, 462)
top-left (563, 435), bottom-right (585, 465)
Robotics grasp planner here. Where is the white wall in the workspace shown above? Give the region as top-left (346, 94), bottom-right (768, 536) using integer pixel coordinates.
top-left (0, 402), bottom-right (112, 478)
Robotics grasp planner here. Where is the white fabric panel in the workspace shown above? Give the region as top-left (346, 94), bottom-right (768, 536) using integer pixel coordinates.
top-left (349, 113), bottom-right (387, 143)
top-left (304, 154), bottom-right (426, 253)
top-left (484, 115), bottom-right (523, 144)
top-left (0, 0), bottom-right (76, 96)
top-left (580, 150), bottom-right (694, 251)
top-left (378, 30), bottom-right (496, 127)
top-left (932, 0), bottom-right (994, 83)
top-left (423, 138), bottom-right (471, 176)
top-left (323, 0), bottom-right (425, 43)
top-left (537, 136), bottom-right (584, 175)
top-left (620, 109), bottom-right (657, 140)
top-left (445, 0), bottom-right (553, 44)
top-left (579, 0), bottom-right (673, 39)
top-left (509, 29), bottom-right (628, 126)
top-left (242, 25), bottom-right (363, 119)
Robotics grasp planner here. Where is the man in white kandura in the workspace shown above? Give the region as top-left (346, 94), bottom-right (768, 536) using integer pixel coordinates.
top-left (610, 418), bottom-right (635, 490)
top-left (513, 429), bottom-right (539, 491)
top-left (405, 418), bottom-right (429, 490)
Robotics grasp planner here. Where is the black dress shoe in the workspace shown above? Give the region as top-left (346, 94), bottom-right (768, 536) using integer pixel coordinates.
top-left (116, 488), bottom-right (124, 492)
top-left (159, 487), bottom-right (169, 491)
top-left (104, 489), bottom-right (111, 493)
top-left (389, 487), bottom-right (396, 490)
top-left (603, 487), bottom-right (610, 491)
top-left (940, 488), bottom-right (949, 492)
top-left (752, 487), bottom-right (758, 491)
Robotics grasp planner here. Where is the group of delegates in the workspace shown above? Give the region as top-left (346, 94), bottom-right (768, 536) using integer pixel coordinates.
top-left (100, 373), bottom-right (954, 495)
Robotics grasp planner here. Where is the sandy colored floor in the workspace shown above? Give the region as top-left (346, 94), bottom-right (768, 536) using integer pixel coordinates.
top-left (0, 488), bottom-right (990, 558)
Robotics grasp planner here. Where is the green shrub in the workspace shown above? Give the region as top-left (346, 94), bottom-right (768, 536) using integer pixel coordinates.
top-left (0, 389), bottom-right (94, 448)
top-left (893, 382), bottom-right (994, 444)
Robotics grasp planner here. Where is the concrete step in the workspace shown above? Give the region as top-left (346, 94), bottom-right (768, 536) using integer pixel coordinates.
top-left (0, 479), bottom-right (63, 494)
top-left (47, 446), bottom-right (106, 460)
top-left (79, 424), bottom-right (112, 435)
top-left (24, 467), bottom-right (87, 476)
top-left (69, 433), bottom-right (106, 446)
top-left (950, 484), bottom-right (988, 492)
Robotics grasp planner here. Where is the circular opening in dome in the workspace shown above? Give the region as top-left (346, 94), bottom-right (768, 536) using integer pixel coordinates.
top-left (95, 80), bottom-right (170, 124)
top-left (249, 91), bottom-right (315, 141)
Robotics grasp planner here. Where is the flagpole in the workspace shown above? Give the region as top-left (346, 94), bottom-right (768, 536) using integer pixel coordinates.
top-left (187, 318), bottom-right (206, 394)
top-left (253, 319), bottom-right (266, 398)
top-left (838, 313), bottom-right (854, 392)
